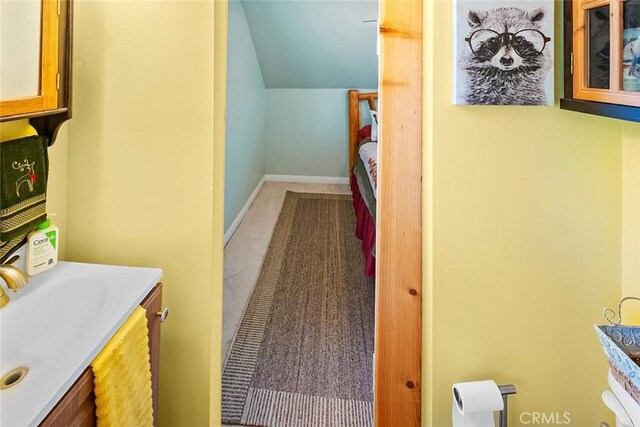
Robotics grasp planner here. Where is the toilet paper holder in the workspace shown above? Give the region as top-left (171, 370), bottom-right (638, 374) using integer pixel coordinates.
top-left (498, 384), bottom-right (517, 427)
top-left (453, 381), bottom-right (517, 427)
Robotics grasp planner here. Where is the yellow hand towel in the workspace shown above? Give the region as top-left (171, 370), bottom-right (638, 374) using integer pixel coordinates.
top-left (91, 306), bottom-right (153, 427)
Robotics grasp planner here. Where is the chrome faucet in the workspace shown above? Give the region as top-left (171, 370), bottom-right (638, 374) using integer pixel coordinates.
top-left (0, 255), bottom-right (29, 309)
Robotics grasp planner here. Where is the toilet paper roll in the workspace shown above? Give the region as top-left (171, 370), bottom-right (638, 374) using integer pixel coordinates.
top-left (452, 402), bottom-right (496, 427)
top-left (452, 380), bottom-right (504, 427)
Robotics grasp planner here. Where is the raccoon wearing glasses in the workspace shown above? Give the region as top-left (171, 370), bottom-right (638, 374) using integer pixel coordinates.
top-left (461, 7), bottom-right (551, 105)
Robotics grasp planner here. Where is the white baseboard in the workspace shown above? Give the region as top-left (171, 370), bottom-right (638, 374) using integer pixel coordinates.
top-left (264, 174), bottom-right (349, 185)
top-left (224, 174), bottom-right (348, 246)
top-left (224, 177), bottom-right (265, 246)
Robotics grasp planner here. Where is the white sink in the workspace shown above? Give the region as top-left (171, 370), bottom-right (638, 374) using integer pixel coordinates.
top-left (0, 261), bottom-right (162, 427)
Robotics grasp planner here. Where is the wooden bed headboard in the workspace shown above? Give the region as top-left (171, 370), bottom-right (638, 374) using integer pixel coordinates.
top-left (348, 89), bottom-right (378, 172)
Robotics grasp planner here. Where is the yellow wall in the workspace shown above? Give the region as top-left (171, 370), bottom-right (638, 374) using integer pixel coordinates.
top-left (424, 1), bottom-right (623, 425)
top-left (47, 125), bottom-right (69, 259)
top-left (0, 120), bottom-right (37, 141)
top-left (622, 122), bottom-right (640, 302)
top-left (63, 1), bottom-right (225, 425)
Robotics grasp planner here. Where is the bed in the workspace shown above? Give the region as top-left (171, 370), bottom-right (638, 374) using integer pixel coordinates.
top-left (348, 90), bottom-right (378, 277)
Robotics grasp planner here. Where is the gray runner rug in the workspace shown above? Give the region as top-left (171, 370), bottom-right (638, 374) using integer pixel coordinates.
top-left (222, 192), bottom-right (375, 427)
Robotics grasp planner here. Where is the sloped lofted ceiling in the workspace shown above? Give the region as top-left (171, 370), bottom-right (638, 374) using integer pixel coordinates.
top-left (241, 0), bottom-right (378, 89)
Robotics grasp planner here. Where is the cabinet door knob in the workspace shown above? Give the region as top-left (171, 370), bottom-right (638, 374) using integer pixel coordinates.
top-left (155, 308), bottom-right (169, 323)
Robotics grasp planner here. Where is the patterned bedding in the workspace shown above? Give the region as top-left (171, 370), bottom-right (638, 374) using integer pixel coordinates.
top-left (353, 156), bottom-right (376, 221)
top-left (358, 140), bottom-right (378, 198)
top-left (350, 130), bottom-right (379, 277)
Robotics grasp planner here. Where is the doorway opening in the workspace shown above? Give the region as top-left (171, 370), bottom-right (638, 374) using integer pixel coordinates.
top-left (219, 1), bottom-right (422, 426)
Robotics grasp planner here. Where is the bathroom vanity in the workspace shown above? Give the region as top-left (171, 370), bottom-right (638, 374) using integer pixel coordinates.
top-left (1, 3), bottom-right (166, 425)
top-left (0, 261), bottom-right (164, 427)
top-left (40, 283), bottom-right (163, 427)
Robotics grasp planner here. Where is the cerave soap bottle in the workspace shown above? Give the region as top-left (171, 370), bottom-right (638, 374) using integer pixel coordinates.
top-left (26, 219), bottom-right (59, 276)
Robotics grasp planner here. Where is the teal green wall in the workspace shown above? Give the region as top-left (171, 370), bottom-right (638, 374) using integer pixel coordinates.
top-left (225, 1), bottom-right (378, 231)
top-left (264, 89), bottom-right (376, 178)
top-left (225, 1), bottom-right (266, 232)
top-left (242, 1), bottom-right (378, 88)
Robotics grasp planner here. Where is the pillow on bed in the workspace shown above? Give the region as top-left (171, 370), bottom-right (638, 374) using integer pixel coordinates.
top-left (358, 125), bottom-right (372, 141)
top-left (359, 141), bottom-right (378, 196)
top-left (370, 110), bottom-right (378, 142)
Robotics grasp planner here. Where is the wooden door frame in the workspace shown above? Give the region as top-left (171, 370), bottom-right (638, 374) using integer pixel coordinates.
top-left (375, 1), bottom-right (423, 426)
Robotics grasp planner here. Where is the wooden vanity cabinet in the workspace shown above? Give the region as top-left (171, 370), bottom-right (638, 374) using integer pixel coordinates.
top-left (39, 283), bottom-right (163, 427)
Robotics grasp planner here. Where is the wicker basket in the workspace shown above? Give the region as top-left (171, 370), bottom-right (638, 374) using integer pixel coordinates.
top-left (595, 325), bottom-right (640, 392)
top-left (610, 360), bottom-right (640, 405)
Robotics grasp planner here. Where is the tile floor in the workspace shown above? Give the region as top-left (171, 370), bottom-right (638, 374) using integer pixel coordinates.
top-left (222, 181), bottom-right (351, 364)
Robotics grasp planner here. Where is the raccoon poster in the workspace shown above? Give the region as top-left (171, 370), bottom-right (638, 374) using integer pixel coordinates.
top-left (453, 0), bottom-right (554, 106)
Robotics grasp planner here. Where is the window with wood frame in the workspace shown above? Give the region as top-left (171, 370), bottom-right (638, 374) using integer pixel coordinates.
top-left (561, 0), bottom-right (640, 122)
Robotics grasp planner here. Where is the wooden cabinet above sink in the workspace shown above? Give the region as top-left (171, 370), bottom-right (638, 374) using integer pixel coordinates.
top-left (0, 0), bottom-right (73, 145)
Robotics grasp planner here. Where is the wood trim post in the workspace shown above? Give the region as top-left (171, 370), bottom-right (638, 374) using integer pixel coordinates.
top-left (348, 89), bottom-right (360, 172)
top-left (375, 0), bottom-right (422, 426)
top-left (367, 98), bottom-right (377, 112)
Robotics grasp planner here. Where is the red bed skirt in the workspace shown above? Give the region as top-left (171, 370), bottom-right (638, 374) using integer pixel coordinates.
top-left (350, 173), bottom-right (376, 277)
